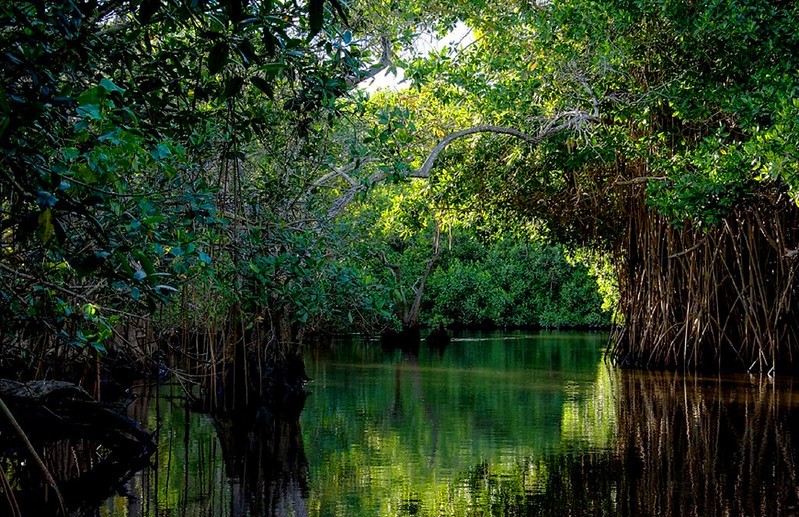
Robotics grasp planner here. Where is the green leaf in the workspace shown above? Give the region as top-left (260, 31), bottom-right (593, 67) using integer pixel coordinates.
top-left (77, 87), bottom-right (102, 106)
top-left (308, 0), bottom-right (324, 38)
top-left (238, 40), bottom-right (257, 66)
top-left (251, 76), bottom-right (274, 98)
top-left (262, 29), bottom-right (276, 56)
top-left (262, 62), bottom-right (287, 79)
top-left (99, 78), bottom-right (125, 95)
top-left (134, 250), bottom-right (156, 276)
top-left (222, 75), bottom-right (244, 99)
top-left (208, 42), bottom-right (229, 75)
top-left (36, 190), bottom-right (57, 208)
top-left (77, 104), bottom-right (102, 120)
top-left (37, 208), bottom-right (55, 245)
top-left (115, 251), bottom-right (134, 276)
top-left (152, 142), bottom-right (171, 159)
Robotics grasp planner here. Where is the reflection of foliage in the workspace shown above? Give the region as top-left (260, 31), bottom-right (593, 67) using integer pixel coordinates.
top-left (301, 333), bottom-right (609, 516)
top-left (301, 335), bottom-right (799, 516)
top-left (560, 362), bottom-right (617, 449)
top-left (96, 333), bottom-right (799, 516)
top-left (103, 382), bottom-right (312, 516)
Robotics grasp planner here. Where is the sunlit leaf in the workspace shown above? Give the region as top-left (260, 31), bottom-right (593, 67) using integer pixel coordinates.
top-left (37, 208), bottom-right (55, 244)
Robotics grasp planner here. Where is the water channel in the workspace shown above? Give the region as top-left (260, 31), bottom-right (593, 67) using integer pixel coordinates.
top-left (83, 331), bottom-right (799, 516)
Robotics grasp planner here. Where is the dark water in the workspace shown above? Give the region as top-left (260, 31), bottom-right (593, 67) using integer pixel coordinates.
top-left (81, 332), bottom-right (799, 515)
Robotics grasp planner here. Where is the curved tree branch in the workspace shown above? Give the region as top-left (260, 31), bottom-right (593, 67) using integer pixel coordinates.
top-left (325, 109), bottom-right (598, 217)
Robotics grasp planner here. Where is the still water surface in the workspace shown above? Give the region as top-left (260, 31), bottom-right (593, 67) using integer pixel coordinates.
top-left (98, 331), bottom-right (799, 516)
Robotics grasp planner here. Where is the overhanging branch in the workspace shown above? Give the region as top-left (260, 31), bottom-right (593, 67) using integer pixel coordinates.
top-left (325, 109), bottom-right (598, 218)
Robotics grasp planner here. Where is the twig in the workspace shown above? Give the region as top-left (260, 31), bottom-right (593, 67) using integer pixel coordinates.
top-left (0, 262), bottom-right (146, 320)
top-left (614, 176), bottom-right (667, 186)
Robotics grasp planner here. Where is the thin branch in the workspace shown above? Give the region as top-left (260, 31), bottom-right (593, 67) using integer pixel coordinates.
top-left (378, 251), bottom-right (402, 283)
top-left (67, 176), bottom-right (178, 199)
top-left (404, 221), bottom-right (441, 327)
top-left (0, 262), bottom-right (146, 320)
top-left (346, 35), bottom-right (393, 88)
top-left (668, 238), bottom-right (707, 259)
top-left (614, 176), bottom-right (668, 186)
top-left (310, 158), bottom-right (377, 189)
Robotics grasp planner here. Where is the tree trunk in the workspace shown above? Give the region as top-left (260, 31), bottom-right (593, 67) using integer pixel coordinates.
top-left (402, 223), bottom-right (441, 329)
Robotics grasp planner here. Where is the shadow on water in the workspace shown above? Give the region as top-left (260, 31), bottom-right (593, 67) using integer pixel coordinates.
top-left (0, 381), bottom-right (154, 516)
top-left (611, 371), bottom-right (799, 516)
top-left (0, 437), bottom-right (152, 516)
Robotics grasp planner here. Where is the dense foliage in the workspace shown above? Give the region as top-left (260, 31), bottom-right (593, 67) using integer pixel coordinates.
top-left (424, 238), bottom-right (609, 328)
top-left (3, 0), bottom-right (798, 383)
top-left (0, 0), bottom-right (376, 370)
top-left (390, 0), bottom-right (799, 371)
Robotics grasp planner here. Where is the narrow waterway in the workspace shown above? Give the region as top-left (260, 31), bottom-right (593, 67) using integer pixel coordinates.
top-left (84, 331), bottom-right (799, 515)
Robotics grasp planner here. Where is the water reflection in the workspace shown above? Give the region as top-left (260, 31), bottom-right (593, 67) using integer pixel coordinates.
top-left (614, 371), bottom-right (799, 516)
top-left (0, 436), bottom-right (152, 516)
top-left (101, 384), bottom-right (310, 517)
top-left (96, 332), bottom-right (799, 516)
top-left (301, 333), bottom-right (799, 516)
top-left (100, 384), bottom-right (232, 516)
top-left (216, 407), bottom-right (310, 516)
top-left (301, 332), bottom-right (612, 515)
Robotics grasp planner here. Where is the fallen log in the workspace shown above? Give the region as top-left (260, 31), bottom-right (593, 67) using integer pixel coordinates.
top-left (0, 379), bottom-right (153, 451)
